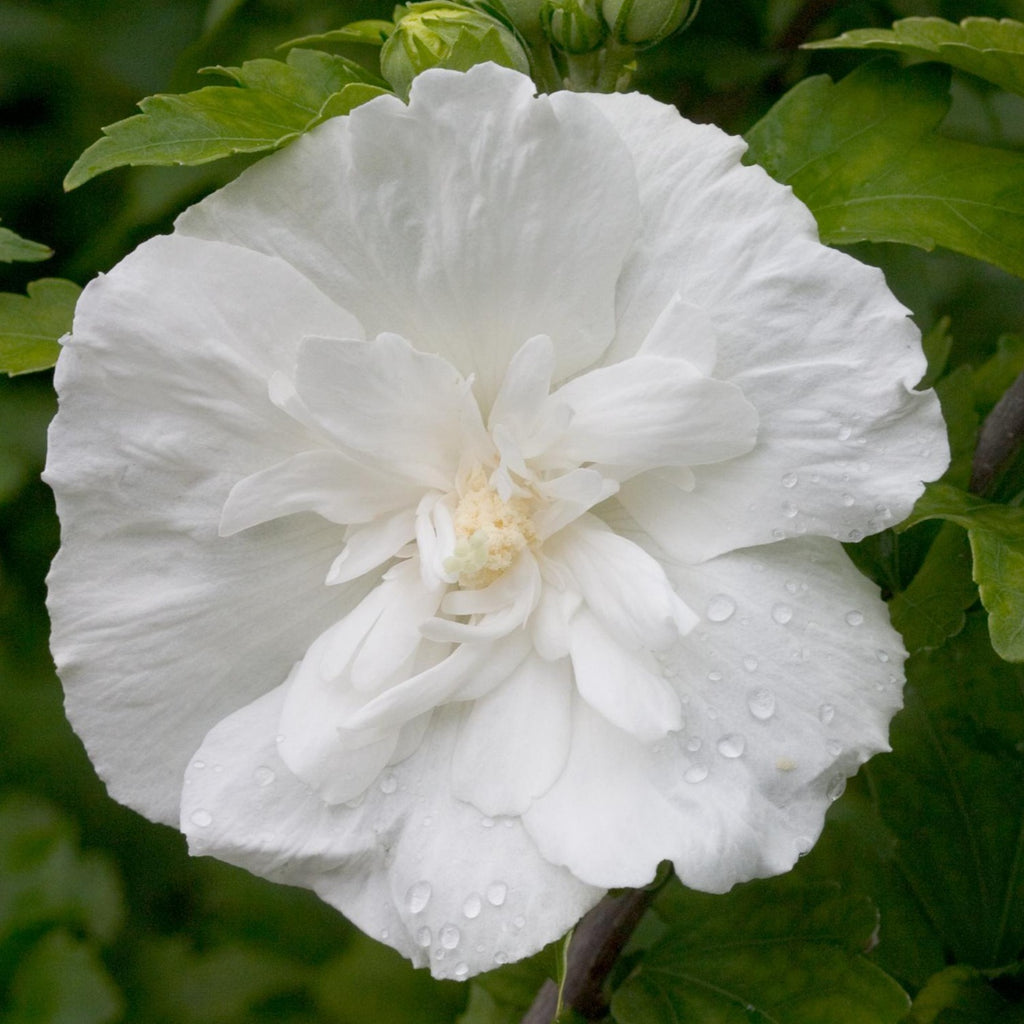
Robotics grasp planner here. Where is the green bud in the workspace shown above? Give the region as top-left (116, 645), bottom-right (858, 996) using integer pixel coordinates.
top-left (381, 2), bottom-right (532, 99)
top-left (496, 0), bottom-right (547, 41)
top-left (540, 0), bottom-right (606, 53)
top-left (601, 0), bottom-right (699, 46)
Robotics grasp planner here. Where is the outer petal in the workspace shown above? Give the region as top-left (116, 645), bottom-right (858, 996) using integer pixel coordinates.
top-left (579, 90), bottom-right (947, 559)
top-left (181, 689), bottom-right (603, 979)
top-left (45, 235), bottom-right (369, 826)
top-left (176, 64), bottom-right (641, 406)
top-left (524, 535), bottom-right (903, 891)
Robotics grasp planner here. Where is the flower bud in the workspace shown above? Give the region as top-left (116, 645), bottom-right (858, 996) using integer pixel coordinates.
top-left (540, 0), bottom-right (606, 53)
top-left (601, 0), bottom-right (699, 46)
top-left (381, 2), bottom-right (531, 98)
top-left (498, 0), bottom-right (547, 40)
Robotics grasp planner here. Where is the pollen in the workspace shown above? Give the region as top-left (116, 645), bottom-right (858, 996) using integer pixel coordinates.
top-left (443, 467), bottom-right (536, 589)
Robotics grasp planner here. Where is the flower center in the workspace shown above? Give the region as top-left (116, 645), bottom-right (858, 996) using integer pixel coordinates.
top-left (443, 466), bottom-right (536, 589)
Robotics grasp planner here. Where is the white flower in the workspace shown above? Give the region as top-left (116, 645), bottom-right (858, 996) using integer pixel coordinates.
top-left (45, 63), bottom-right (948, 980)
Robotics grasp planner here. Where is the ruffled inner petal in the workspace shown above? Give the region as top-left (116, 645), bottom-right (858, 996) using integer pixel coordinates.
top-left (451, 653), bottom-right (573, 817)
top-left (550, 355), bottom-right (758, 477)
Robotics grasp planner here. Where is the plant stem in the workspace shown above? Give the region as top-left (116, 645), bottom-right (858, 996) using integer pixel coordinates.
top-left (520, 886), bottom-right (656, 1023)
top-left (970, 367), bottom-right (1024, 496)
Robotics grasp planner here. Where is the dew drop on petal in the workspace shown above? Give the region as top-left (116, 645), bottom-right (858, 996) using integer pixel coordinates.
top-left (794, 835), bottom-right (813, 855)
top-left (480, 816), bottom-right (495, 829)
top-left (845, 610), bottom-right (864, 627)
top-left (686, 736), bottom-right (702, 752)
top-left (781, 472), bottom-right (798, 488)
top-left (706, 594), bottom-right (736, 622)
top-left (826, 775), bottom-right (847, 802)
top-left (841, 493), bottom-right (855, 507)
top-left (717, 734), bottom-right (746, 758)
top-left (837, 426), bottom-right (852, 441)
top-left (494, 951), bottom-right (509, 965)
top-left (771, 603), bottom-right (793, 625)
top-left (190, 809), bottom-right (212, 828)
top-left (486, 882), bottom-right (507, 907)
top-left (253, 766), bottom-right (276, 787)
top-left (454, 963), bottom-right (470, 980)
top-left (416, 927), bottom-right (432, 948)
top-left (684, 764), bottom-right (709, 783)
top-left (440, 924), bottom-right (461, 950)
top-left (819, 704), bottom-right (835, 725)
top-left (707, 670), bottom-right (723, 683)
top-left (742, 656), bottom-right (759, 672)
top-left (379, 773), bottom-right (398, 794)
top-left (827, 739), bottom-right (843, 757)
top-left (406, 881), bottom-right (432, 914)
top-left (848, 529), bottom-right (864, 542)
top-left (747, 688), bottom-right (776, 720)
top-left (782, 501), bottom-right (798, 518)
top-left (462, 894), bottom-right (482, 920)
top-left (513, 915), bottom-right (525, 929)
top-left (192, 760), bottom-right (206, 770)
top-left (876, 649), bottom-right (891, 663)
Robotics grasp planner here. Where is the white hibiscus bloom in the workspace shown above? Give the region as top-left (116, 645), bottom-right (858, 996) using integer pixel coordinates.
top-left (46, 63), bottom-right (948, 979)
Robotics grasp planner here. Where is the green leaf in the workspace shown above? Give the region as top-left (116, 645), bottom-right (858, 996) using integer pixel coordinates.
top-left (907, 963), bottom-right (1024, 1023)
top-left (803, 17), bottom-right (1024, 99)
top-left (934, 364), bottom-right (980, 490)
top-left (890, 522), bottom-right (975, 653)
top-left (918, 315), bottom-right (953, 391)
top-left (969, 528), bottom-right (1024, 660)
top-left (64, 48), bottom-right (391, 190)
top-left (744, 60), bottom-right (1024, 279)
top-left (972, 334), bottom-right (1024, 413)
top-left (6, 930), bottom-right (123, 1024)
top-left (898, 481), bottom-right (1024, 539)
top-left (280, 21), bottom-right (396, 49)
top-left (0, 224), bottom-right (52, 265)
top-left (610, 883), bottom-right (909, 1024)
top-left (0, 279), bottom-right (79, 376)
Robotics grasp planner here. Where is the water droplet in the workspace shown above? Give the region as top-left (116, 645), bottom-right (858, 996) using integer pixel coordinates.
top-left (837, 426), bottom-right (852, 441)
top-left (717, 734), bottom-right (746, 758)
top-left (684, 764), bottom-right (709, 783)
top-left (707, 670), bottom-right (723, 683)
top-left (192, 760), bottom-right (206, 770)
top-left (462, 894), bottom-right (482, 919)
top-left (380, 928), bottom-right (390, 940)
top-left (782, 501), bottom-right (798, 518)
top-left (480, 816), bottom-right (495, 829)
top-left (686, 736), bottom-right (702, 752)
top-left (747, 687), bottom-right (776, 720)
top-left (494, 951), bottom-right (509, 966)
top-left (845, 610), bottom-right (864, 626)
top-left (406, 881), bottom-right (432, 914)
top-left (771, 603), bottom-right (793, 625)
top-left (189, 809), bottom-right (212, 828)
top-left (416, 927), bottom-right (432, 948)
top-left (486, 882), bottom-right (507, 907)
top-left (826, 775), bottom-right (847, 802)
top-left (841, 492), bottom-right (855, 507)
top-left (454, 963), bottom-right (469, 980)
top-left (771, 528), bottom-right (785, 540)
top-left (513, 915), bottom-right (526, 929)
top-left (253, 766), bottom-right (275, 787)
top-left (819, 704), bottom-right (835, 725)
top-left (440, 924), bottom-right (461, 949)
top-left (794, 835), bottom-right (813, 855)
top-left (781, 472), bottom-right (798, 488)
top-left (379, 773), bottom-right (398, 794)
top-left (875, 649), bottom-right (890, 663)
top-left (827, 739), bottom-right (843, 757)
top-left (848, 529), bottom-right (864, 542)
top-left (706, 594), bottom-right (736, 623)
top-left (742, 656), bottom-right (759, 672)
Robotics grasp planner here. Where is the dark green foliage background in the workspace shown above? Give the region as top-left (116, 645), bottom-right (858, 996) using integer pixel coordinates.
top-left (3, 0), bottom-right (1024, 1021)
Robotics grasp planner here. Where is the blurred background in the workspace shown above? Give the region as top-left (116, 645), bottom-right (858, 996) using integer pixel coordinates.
top-left (3, 0), bottom-right (1024, 1020)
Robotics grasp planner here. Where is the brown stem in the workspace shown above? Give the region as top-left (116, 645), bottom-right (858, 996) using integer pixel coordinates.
top-left (520, 887), bottom-right (656, 1024)
top-left (970, 367), bottom-right (1024, 496)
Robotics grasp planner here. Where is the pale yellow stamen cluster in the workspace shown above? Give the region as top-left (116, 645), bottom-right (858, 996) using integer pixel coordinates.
top-left (443, 467), bottom-right (536, 589)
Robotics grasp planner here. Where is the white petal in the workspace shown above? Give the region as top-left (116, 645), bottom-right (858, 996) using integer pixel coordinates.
top-left (638, 294), bottom-right (717, 374)
top-left (548, 516), bottom-right (698, 651)
top-left (181, 691), bottom-right (603, 979)
top-left (532, 469), bottom-right (620, 540)
top-left (45, 234), bottom-right (367, 826)
top-left (325, 510), bottom-right (418, 586)
top-left (451, 654), bottom-right (573, 817)
top-left (578, 90), bottom-right (947, 557)
top-left (568, 609), bottom-right (684, 743)
top-left (178, 64), bottom-right (641, 406)
top-left (551, 355), bottom-right (758, 477)
top-left (219, 449), bottom-right (418, 535)
top-left (295, 333), bottom-right (487, 490)
top-left (528, 533), bottom-right (904, 893)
